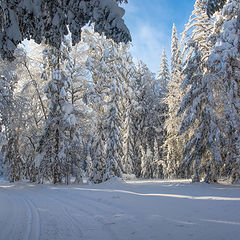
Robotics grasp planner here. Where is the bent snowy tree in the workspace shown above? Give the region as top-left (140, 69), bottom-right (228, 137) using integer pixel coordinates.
top-left (0, 0), bottom-right (131, 60)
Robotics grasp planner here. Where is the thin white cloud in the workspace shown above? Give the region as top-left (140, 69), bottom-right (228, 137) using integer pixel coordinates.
top-left (129, 20), bottom-right (170, 74)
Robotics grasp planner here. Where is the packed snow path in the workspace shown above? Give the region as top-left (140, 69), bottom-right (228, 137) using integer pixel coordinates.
top-left (0, 179), bottom-right (240, 240)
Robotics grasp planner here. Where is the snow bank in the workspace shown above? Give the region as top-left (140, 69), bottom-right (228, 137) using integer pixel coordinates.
top-left (99, 176), bottom-right (126, 185)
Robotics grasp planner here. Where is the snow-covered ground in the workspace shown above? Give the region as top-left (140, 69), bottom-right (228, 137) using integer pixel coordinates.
top-left (0, 178), bottom-right (240, 240)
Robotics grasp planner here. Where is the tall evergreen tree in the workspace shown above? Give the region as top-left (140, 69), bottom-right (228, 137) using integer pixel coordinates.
top-left (207, 0), bottom-right (240, 183)
top-left (83, 29), bottom-right (130, 182)
top-left (104, 87), bottom-right (123, 181)
top-left (178, 0), bottom-right (222, 183)
top-left (157, 49), bottom-right (169, 93)
top-left (171, 24), bottom-right (180, 75)
top-left (164, 24), bottom-right (184, 179)
top-left (36, 40), bottom-right (78, 184)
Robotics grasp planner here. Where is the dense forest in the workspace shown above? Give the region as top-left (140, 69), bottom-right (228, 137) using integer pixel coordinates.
top-left (0, 0), bottom-right (240, 184)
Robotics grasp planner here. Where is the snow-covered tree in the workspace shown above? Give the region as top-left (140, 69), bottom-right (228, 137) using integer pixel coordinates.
top-left (89, 123), bottom-right (106, 183)
top-left (83, 29), bottom-right (112, 183)
top-left (36, 40), bottom-right (78, 184)
top-left (178, 0), bottom-right (222, 183)
top-left (14, 45), bottom-right (49, 182)
top-left (0, 49), bottom-right (29, 182)
top-left (122, 97), bottom-right (135, 175)
top-left (157, 48), bottom-right (169, 93)
top-left (182, 0), bottom-right (213, 58)
top-left (161, 28), bottom-right (183, 179)
top-left (207, 0), bottom-right (240, 183)
top-left (131, 61), bottom-right (165, 179)
top-left (152, 137), bottom-right (164, 178)
top-left (0, 0), bottom-right (131, 60)
top-left (104, 97), bottom-right (123, 181)
top-left (83, 27), bottom-right (145, 182)
top-left (171, 24), bottom-right (180, 75)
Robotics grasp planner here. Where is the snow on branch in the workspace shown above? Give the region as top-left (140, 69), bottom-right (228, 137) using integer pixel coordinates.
top-left (0, 0), bottom-right (131, 60)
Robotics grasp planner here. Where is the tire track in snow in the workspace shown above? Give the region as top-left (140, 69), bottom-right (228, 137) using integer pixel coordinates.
top-left (48, 187), bottom-right (124, 215)
top-left (0, 188), bottom-right (40, 240)
top-left (31, 191), bottom-right (84, 240)
top-left (11, 191), bottom-right (41, 240)
top-left (23, 197), bottom-right (41, 240)
top-left (45, 189), bottom-right (137, 240)
top-left (44, 191), bottom-right (121, 240)
top-left (62, 206), bottom-right (84, 239)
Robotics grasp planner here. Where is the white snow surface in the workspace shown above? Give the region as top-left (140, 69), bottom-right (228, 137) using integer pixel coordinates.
top-left (0, 179), bottom-right (240, 240)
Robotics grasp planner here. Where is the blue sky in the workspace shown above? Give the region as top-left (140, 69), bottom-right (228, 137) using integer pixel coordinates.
top-left (123, 0), bottom-right (195, 74)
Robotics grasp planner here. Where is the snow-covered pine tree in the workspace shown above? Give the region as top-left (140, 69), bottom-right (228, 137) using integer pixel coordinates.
top-left (178, 0), bottom-right (222, 183)
top-left (83, 29), bottom-right (113, 183)
top-left (183, 0), bottom-right (214, 56)
top-left (164, 24), bottom-right (184, 179)
top-left (89, 122), bottom-right (106, 183)
top-left (207, 0), bottom-right (240, 183)
top-left (107, 43), bottom-right (138, 177)
top-left (157, 48), bottom-right (170, 93)
top-left (122, 97), bottom-right (135, 175)
top-left (36, 40), bottom-right (78, 184)
top-left (150, 53), bottom-right (169, 179)
top-left (104, 85), bottom-right (123, 181)
top-left (63, 43), bottom-right (93, 183)
top-left (129, 62), bottom-right (150, 177)
top-left (83, 28), bottom-right (135, 182)
top-left (132, 61), bottom-right (163, 179)
top-left (152, 137), bottom-right (164, 178)
top-left (120, 61), bottom-right (136, 176)
top-left (171, 24), bottom-right (180, 75)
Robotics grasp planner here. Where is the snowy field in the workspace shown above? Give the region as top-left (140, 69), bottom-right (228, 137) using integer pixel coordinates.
top-left (0, 179), bottom-right (240, 240)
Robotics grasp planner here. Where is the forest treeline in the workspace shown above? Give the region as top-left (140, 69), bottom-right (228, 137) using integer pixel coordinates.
top-left (0, 0), bottom-right (239, 184)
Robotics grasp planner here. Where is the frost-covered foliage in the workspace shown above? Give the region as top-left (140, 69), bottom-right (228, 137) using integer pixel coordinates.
top-left (179, 43), bottom-right (222, 183)
top-left (182, 0), bottom-right (213, 57)
top-left (162, 27), bottom-right (184, 179)
top-left (0, 50), bottom-right (29, 182)
top-left (207, 0), bottom-right (240, 183)
top-left (2, 0), bottom-right (240, 185)
top-left (0, 75), bottom-right (14, 132)
top-left (152, 138), bottom-right (164, 178)
top-left (83, 28), bottom-right (164, 181)
top-left (89, 124), bottom-right (106, 184)
top-left (0, 0), bottom-right (131, 60)
top-left (83, 28), bottom-right (132, 182)
top-left (122, 91), bottom-right (135, 175)
top-left (178, 0), bottom-right (223, 183)
top-left (104, 102), bottom-right (123, 181)
top-left (132, 61), bottom-right (166, 179)
top-left (170, 24), bottom-right (180, 75)
top-left (157, 48), bottom-right (169, 92)
top-left (36, 40), bottom-right (80, 184)
top-left (0, 74), bottom-right (21, 182)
